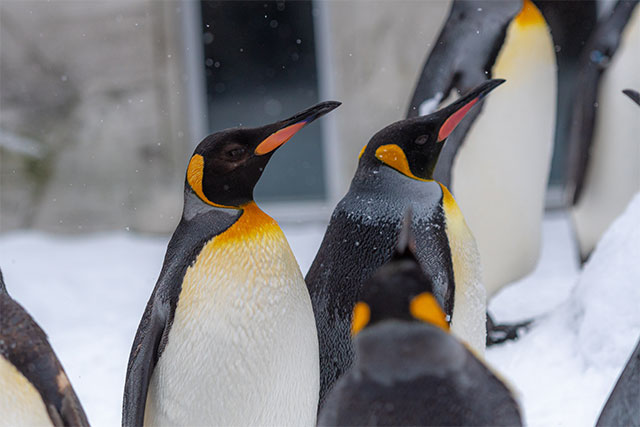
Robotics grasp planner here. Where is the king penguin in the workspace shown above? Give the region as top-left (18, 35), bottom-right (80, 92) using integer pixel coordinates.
top-left (317, 216), bottom-right (523, 426)
top-left (122, 101), bottom-right (340, 427)
top-left (407, 0), bottom-right (557, 302)
top-left (0, 269), bottom-right (90, 426)
top-left (306, 79), bottom-right (504, 406)
top-left (567, 0), bottom-right (640, 262)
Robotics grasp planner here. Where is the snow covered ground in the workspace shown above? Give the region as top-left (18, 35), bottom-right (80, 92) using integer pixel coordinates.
top-left (1, 198), bottom-right (638, 426)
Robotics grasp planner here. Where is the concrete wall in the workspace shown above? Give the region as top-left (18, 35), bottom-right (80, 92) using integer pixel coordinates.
top-left (0, 0), bottom-right (451, 233)
top-left (0, 0), bottom-right (193, 233)
top-left (322, 0), bottom-right (450, 197)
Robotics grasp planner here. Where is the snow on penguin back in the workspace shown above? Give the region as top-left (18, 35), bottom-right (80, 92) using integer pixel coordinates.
top-left (573, 192), bottom-right (640, 367)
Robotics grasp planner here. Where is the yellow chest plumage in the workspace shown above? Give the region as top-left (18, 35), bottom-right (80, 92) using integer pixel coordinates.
top-left (144, 202), bottom-right (319, 426)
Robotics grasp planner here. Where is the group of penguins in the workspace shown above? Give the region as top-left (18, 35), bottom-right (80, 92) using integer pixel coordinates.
top-left (2, 0), bottom-right (639, 426)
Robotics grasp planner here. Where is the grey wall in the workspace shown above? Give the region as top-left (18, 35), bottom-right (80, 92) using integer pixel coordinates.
top-left (0, 0), bottom-right (194, 233)
top-left (322, 0), bottom-right (449, 197)
top-left (0, 0), bottom-right (451, 233)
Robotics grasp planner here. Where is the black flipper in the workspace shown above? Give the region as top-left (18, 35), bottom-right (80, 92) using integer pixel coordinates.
top-left (596, 336), bottom-right (640, 426)
top-left (122, 201), bottom-right (240, 426)
top-left (406, 0), bottom-right (521, 187)
top-left (122, 294), bottom-right (167, 427)
top-left (566, 0), bottom-right (638, 205)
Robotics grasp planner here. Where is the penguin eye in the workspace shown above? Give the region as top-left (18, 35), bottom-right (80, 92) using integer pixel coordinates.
top-left (223, 145), bottom-right (247, 161)
top-left (415, 135), bottom-right (429, 145)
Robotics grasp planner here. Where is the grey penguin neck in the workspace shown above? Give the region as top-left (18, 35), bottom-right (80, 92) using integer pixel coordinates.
top-left (182, 189), bottom-right (241, 221)
top-left (342, 165), bottom-right (443, 221)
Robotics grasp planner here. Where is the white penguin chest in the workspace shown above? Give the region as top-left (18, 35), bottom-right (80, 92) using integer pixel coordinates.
top-left (0, 355), bottom-right (53, 427)
top-left (452, 6), bottom-right (557, 294)
top-left (145, 208), bottom-right (319, 427)
top-left (572, 6), bottom-right (640, 257)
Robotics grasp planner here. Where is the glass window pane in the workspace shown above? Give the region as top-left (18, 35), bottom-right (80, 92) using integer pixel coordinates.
top-left (200, 0), bottom-right (326, 203)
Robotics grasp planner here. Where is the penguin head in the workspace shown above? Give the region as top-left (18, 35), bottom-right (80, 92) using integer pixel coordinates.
top-left (351, 210), bottom-right (450, 336)
top-left (185, 101), bottom-right (341, 208)
top-left (359, 79), bottom-right (504, 180)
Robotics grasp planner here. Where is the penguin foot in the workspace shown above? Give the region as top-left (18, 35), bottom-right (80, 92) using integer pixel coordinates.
top-left (486, 314), bottom-right (532, 346)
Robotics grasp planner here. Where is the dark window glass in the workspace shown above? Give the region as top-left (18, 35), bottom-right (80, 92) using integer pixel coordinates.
top-left (200, 0), bottom-right (325, 203)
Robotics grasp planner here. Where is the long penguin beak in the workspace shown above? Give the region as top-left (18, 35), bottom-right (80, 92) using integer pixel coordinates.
top-left (435, 79), bottom-right (505, 142)
top-left (254, 101), bottom-right (341, 155)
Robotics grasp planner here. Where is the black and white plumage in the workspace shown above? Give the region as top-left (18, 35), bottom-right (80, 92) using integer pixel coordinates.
top-left (317, 220), bottom-right (522, 426)
top-left (0, 269), bottom-right (90, 427)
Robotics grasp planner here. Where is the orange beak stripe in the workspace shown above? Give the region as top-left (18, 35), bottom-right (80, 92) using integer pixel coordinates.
top-left (254, 121), bottom-right (308, 155)
top-left (437, 98), bottom-right (478, 142)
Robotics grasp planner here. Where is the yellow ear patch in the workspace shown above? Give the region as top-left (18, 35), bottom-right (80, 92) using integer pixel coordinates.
top-left (375, 144), bottom-right (431, 182)
top-left (186, 154), bottom-right (233, 208)
top-left (351, 301), bottom-right (371, 336)
top-left (410, 292), bottom-right (450, 331)
top-left (515, 0), bottom-right (545, 27)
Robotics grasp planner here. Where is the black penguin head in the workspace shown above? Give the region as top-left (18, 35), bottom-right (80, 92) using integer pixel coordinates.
top-left (623, 89), bottom-right (640, 106)
top-left (359, 79), bottom-right (505, 180)
top-left (185, 101), bottom-right (341, 208)
top-left (351, 210), bottom-right (450, 335)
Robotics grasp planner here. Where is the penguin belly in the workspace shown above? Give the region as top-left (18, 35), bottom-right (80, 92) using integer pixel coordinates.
top-left (0, 355), bottom-right (53, 427)
top-left (439, 184), bottom-right (486, 355)
top-left (572, 6), bottom-right (640, 259)
top-left (451, 4), bottom-right (556, 297)
top-left (144, 205), bottom-right (319, 426)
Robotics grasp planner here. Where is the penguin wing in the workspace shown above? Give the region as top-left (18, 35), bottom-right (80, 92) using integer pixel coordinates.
top-left (1, 293), bottom-right (90, 427)
top-left (46, 379), bottom-right (92, 427)
top-left (122, 209), bottom-right (241, 427)
top-left (122, 289), bottom-right (167, 427)
top-left (566, 0), bottom-right (638, 205)
top-left (596, 336), bottom-right (640, 426)
top-left (406, 0), bottom-right (521, 186)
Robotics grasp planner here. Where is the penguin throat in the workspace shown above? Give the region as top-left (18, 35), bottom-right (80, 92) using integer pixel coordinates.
top-left (213, 201), bottom-right (280, 245)
top-left (374, 144), bottom-right (433, 182)
top-left (514, 0), bottom-right (545, 27)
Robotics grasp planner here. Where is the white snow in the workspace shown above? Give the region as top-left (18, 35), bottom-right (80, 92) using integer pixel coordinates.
top-left (487, 194), bottom-right (640, 426)
top-left (1, 196), bottom-right (639, 426)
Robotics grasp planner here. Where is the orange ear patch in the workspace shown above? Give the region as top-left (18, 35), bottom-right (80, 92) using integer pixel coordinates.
top-left (351, 302), bottom-right (371, 336)
top-left (375, 144), bottom-right (431, 182)
top-left (437, 98), bottom-right (478, 142)
top-left (254, 121), bottom-right (307, 155)
top-left (410, 292), bottom-right (450, 331)
top-left (186, 154), bottom-right (233, 208)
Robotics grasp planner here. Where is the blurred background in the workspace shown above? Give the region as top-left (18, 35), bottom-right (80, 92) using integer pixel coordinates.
top-left (0, 0), bottom-right (607, 233)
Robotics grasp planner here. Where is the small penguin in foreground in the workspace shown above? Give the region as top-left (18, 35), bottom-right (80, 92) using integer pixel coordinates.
top-left (122, 101), bottom-right (340, 427)
top-left (317, 217), bottom-right (523, 427)
top-left (567, 0), bottom-right (640, 262)
top-left (596, 334), bottom-right (640, 427)
top-left (0, 269), bottom-right (90, 426)
top-left (408, 0), bottom-right (557, 305)
top-left (307, 79), bottom-right (504, 407)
